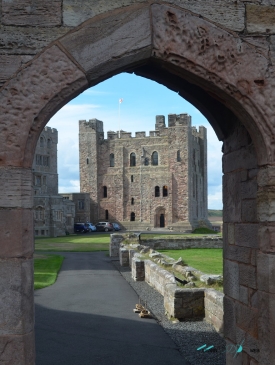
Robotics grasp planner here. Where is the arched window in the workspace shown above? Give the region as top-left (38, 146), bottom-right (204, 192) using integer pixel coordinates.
top-left (130, 153), bottom-right (136, 167)
top-left (155, 186), bottom-right (160, 197)
top-left (177, 150), bottom-right (181, 162)
top-left (152, 151), bottom-right (158, 166)
top-left (163, 186), bottom-right (168, 197)
top-left (131, 175), bottom-right (134, 182)
top-left (40, 137), bottom-right (44, 147)
top-left (87, 158), bottom-right (89, 164)
top-left (110, 153), bottom-right (114, 167)
top-left (105, 210), bottom-right (109, 220)
top-left (130, 212), bottom-right (135, 221)
top-left (103, 186), bottom-right (107, 198)
top-left (47, 138), bottom-right (51, 148)
top-left (131, 198), bottom-right (134, 205)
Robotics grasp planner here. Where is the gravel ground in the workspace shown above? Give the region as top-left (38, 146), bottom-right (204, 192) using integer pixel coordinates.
top-left (112, 259), bottom-right (226, 365)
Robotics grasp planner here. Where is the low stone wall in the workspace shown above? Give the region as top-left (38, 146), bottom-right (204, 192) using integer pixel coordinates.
top-left (204, 289), bottom-right (224, 335)
top-left (141, 236), bottom-right (223, 250)
top-left (132, 257), bottom-right (145, 281)
top-left (164, 285), bottom-right (205, 319)
top-left (144, 260), bottom-right (176, 296)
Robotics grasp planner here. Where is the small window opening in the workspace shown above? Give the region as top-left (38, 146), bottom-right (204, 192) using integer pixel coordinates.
top-left (105, 210), bottom-right (109, 220)
top-left (130, 153), bottom-right (136, 167)
top-left (131, 175), bottom-right (134, 182)
top-left (110, 153), bottom-right (114, 167)
top-left (87, 158), bottom-right (89, 164)
top-left (103, 186), bottom-right (107, 198)
top-left (177, 150), bottom-right (181, 162)
top-left (155, 186), bottom-right (160, 197)
top-left (152, 151), bottom-right (158, 166)
top-left (130, 212), bottom-right (135, 221)
top-left (163, 186), bottom-right (168, 197)
top-left (131, 198), bottom-right (134, 205)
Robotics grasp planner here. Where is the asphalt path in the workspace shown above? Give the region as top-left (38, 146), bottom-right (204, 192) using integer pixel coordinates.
top-left (35, 252), bottom-right (189, 365)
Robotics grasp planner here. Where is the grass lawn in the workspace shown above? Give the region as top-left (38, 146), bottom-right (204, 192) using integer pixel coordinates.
top-left (158, 248), bottom-right (223, 275)
top-left (34, 254), bottom-right (64, 290)
top-left (35, 233), bottom-right (110, 252)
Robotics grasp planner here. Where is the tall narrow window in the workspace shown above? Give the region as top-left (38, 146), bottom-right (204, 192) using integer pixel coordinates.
top-left (131, 198), bottom-right (134, 205)
top-left (87, 158), bottom-right (89, 164)
top-left (47, 139), bottom-right (51, 149)
top-left (40, 137), bottom-right (44, 147)
top-left (105, 210), bottom-right (109, 220)
top-left (103, 186), bottom-right (107, 198)
top-left (163, 185), bottom-right (168, 197)
top-left (177, 150), bottom-right (181, 162)
top-left (130, 212), bottom-right (135, 221)
top-left (155, 186), bottom-right (160, 197)
top-left (131, 175), bottom-right (134, 182)
top-left (110, 153), bottom-right (114, 167)
top-left (152, 151), bottom-right (158, 166)
top-left (130, 153), bottom-right (136, 167)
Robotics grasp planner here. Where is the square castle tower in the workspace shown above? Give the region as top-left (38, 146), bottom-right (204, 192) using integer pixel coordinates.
top-left (79, 113), bottom-right (209, 231)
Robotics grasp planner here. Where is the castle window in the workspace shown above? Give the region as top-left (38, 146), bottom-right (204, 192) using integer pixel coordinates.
top-left (43, 176), bottom-right (47, 186)
top-left (105, 210), bottom-right (109, 220)
top-left (103, 186), bottom-right (107, 198)
top-left (130, 153), bottom-right (136, 167)
top-left (78, 200), bottom-right (85, 210)
top-left (155, 186), bottom-right (160, 197)
top-left (35, 207), bottom-right (44, 220)
top-left (131, 175), bottom-right (134, 182)
top-left (40, 137), bottom-right (44, 147)
top-left (35, 175), bottom-right (41, 186)
top-left (152, 151), bottom-right (158, 166)
top-left (130, 212), bottom-right (135, 221)
top-left (110, 153), bottom-right (114, 167)
top-left (131, 198), bottom-right (134, 205)
top-left (177, 150), bottom-right (181, 162)
top-left (87, 158), bottom-right (89, 164)
top-left (144, 157), bottom-right (149, 166)
top-left (47, 139), bottom-right (51, 148)
top-left (163, 186), bottom-right (168, 197)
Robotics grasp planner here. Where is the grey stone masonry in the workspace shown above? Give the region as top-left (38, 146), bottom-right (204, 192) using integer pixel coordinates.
top-left (131, 257), bottom-right (145, 281)
top-left (205, 289), bottom-right (224, 335)
top-left (119, 247), bottom-right (129, 267)
top-left (144, 259), bottom-right (176, 296)
top-left (141, 236), bottom-right (222, 249)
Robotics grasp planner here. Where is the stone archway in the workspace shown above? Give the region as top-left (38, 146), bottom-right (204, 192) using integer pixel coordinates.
top-left (1, 3), bottom-right (275, 364)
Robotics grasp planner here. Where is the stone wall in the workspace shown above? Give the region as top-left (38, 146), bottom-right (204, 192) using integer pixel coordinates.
top-left (141, 237), bottom-right (223, 250)
top-left (205, 289), bottom-right (224, 335)
top-left (144, 259), bottom-right (176, 296)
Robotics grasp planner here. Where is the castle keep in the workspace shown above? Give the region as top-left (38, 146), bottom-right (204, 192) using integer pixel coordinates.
top-left (79, 113), bottom-right (208, 231)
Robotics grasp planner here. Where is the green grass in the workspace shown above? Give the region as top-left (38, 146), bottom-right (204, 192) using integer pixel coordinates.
top-left (158, 248), bottom-right (223, 275)
top-left (208, 209), bottom-right (223, 217)
top-left (34, 254), bottom-right (64, 290)
top-left (192, 227), bottom-right (218, 234)
top-left (35, 233), bottom-right (110, 252)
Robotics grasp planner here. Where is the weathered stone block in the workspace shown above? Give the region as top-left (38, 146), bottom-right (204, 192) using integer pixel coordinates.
top-left (228, 224), bottom-right (235, 245)
top-left (257, 188), bottom-right (275, 222)
top-left (241, 199), bottom-right (257, 222)
top-left (132, 257), bottom-right (145, 281)
top-left (235, 224), bottom-right (258, 248)
top-left (2, 0), bottom-right (62, 26)
top-left (235, 302), bottom-right (258, 338)
top-left (223, 172), bottom-right (241, 223)
top-left (247, 4), bottom-right (275, 33)
top-left (61, 6), bottom-right (151, 82)
top-left (0, 208), bottom-right (33, 258)
top-left (0, 168), bottom-right (32, 208)
top-left (224, 243), bottom-right (251, 264)
top-left (257, 253), bottom-right (275, 293)
top-left (241, 179), bottom-right (257, 200)
top-left (224, 296), bottom-right (236, 343)
top-left (224, 260), bottom-right (240, 300)
top-left (0, 258), bottom-right (34, 335)
top-left (239, 285), bottom-right (249, 305)
top-left (239, 263), bottom-right (257, 289)
top-left (119, 248), bottom-right (129, 267)
top-left (258, 225), bottom-right (275, 253)
top-left (0, 331), bottom-right (35, 364)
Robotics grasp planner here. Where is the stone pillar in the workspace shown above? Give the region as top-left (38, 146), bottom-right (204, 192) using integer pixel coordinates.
top-left (223, 122), bottom-right (260, 365)
top-left (119, 248), bottom-right (129, 267)
top-left (132, 257), bottom-right (145, 281)
top-left (0, 167), bottom-right (35, 364)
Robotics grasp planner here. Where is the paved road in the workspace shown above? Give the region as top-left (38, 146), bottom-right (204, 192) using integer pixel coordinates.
top-left (35, 252), bottom-right (189, 365)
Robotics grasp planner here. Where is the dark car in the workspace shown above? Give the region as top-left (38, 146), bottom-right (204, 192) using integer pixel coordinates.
top-left (112, 223), bottom-right (121, 231)
top-left (74, 223), bottom-right (90, 233)
top-left (95, 222), bottom-right (114, 232)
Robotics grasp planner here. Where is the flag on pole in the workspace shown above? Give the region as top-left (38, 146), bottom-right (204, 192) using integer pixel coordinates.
top-left (119, 98), bottom-right (123, 103)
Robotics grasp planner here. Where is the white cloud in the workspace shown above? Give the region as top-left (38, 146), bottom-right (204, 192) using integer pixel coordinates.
top-left (59, 180), bottom-right (80, 193)
top-left (208, 184), bottom-right (223, 210)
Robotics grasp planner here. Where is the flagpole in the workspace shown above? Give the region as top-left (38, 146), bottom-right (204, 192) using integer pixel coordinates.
top-left (118, 99), bottom-right (120, 138)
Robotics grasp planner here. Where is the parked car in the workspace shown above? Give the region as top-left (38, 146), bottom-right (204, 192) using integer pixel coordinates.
top-left (74, 223), bottom-right (90, 233)
top-left (86, 223), bottom-right (97, 232)
top-left (95, 222), bottom-right (114, 232)
top-left (112, 223), bottom-right (121, 231)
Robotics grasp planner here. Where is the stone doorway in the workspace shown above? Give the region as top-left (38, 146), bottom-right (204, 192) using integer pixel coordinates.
top-left (160, 214), bottom-right (165, 228)
top-left (1, 2), bottom-right (275, 364)
top-left (155, 207), bottom-right (165, 228)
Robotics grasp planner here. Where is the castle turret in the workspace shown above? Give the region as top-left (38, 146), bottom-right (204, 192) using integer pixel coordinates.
top-left (155, 115), bottom-right (166, 130)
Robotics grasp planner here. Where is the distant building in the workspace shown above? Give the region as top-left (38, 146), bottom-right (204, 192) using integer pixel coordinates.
top-left (33, 127), bottom-right (75, 237)
top-left (79, 113), bottom-right (210, 231)
top-left (61, 193), bottom-right (91, 223)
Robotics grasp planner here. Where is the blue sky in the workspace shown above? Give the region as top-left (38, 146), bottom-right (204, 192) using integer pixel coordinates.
top-left (48, 73), bottom-right (223, 209)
